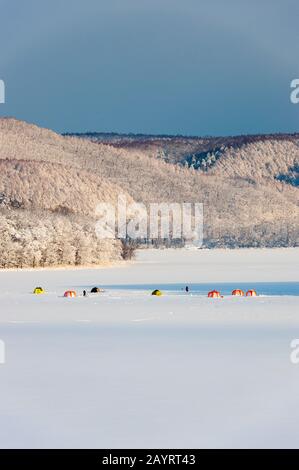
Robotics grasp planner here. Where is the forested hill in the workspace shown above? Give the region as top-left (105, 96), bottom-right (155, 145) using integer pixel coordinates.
top-left (0, 118), bottom-right (298, 267)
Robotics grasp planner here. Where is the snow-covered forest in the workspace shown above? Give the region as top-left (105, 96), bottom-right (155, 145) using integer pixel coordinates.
top-left (0, 118), bottom-right (298, 268)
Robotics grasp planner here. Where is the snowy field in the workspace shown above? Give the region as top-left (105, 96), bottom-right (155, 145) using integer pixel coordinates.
top-left (0, 248), bottom-right (299, 448)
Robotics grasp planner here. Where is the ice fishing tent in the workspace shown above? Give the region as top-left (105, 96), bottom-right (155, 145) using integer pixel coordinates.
top-left (64, 290), bottom-right (77, 298)
top-left (151, 289), bottom-right (163, 296)
top-left (208, 290), bottom-right (221, 298)
top-left (33, 287), bottom-right (44, 294)
top-left (91, 287), bottom-right (103, 293)
top-left (232, 289), bottom-right (244, 296)
top-left (246, 289), bottom-right (257, 297)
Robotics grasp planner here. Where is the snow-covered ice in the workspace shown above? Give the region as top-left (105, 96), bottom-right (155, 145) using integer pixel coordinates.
top-left (0, 248), bottom-right (299, 448)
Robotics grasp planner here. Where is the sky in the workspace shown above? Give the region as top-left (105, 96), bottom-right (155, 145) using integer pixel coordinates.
top-left (0, 0), bottom-right (299, 135)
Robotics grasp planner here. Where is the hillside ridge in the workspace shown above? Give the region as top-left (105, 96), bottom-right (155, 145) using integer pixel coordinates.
top-left (0, 118), bottom-right (298, 268)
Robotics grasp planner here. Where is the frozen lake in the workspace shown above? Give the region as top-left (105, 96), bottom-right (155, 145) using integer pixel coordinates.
top-left (96, 282), bottom-right (299, 296)
top-left (0, 248), bottom-right (299, 448)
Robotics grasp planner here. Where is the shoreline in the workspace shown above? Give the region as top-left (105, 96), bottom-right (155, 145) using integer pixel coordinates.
top-left (1, 246), bottom-right (298, 272)
top-left (0, 259), bottom-right (131, 273)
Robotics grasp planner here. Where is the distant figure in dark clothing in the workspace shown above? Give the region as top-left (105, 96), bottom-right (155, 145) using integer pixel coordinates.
top-left (83, 290), bottom-right (87, 297)
top-left (185, 286), bottom-right (189, 293)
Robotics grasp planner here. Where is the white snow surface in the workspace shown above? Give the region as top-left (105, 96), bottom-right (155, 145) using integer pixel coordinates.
top-left (0, 248), bottom-right (299, 448)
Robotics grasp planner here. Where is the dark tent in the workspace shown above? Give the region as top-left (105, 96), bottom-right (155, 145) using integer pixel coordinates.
top-left (91, 287), bottom-right (103, 293)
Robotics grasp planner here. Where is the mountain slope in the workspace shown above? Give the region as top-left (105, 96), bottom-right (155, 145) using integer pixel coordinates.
top-left (0, 159), bottom-right (131, 216)
top-left (0, 118), bottom-right (298, 268)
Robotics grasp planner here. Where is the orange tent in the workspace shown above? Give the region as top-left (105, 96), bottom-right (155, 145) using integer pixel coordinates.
top-left (246, 289), bottom-right (257, 297)
top-left (232, 289), bottom-right (244, 296)
top-left (208, 290), bottom-right (222, 298)
top-left (64, 290), bottom-right (77, 298)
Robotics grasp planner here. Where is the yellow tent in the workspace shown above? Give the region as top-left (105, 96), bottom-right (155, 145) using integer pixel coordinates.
top-left (151, 289), bottom-right (163, 296)
top-left (33, 287), bottom-right (45, 294)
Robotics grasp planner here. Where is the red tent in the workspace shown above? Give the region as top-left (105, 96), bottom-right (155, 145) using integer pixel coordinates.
top-left (232, 289), bottom-right (245, 296)
top-left (246, 289), bottom-right (257, 297)
top-left (208, 290), bottom-right (222, 298)
top-left (64, 290), bottom-right (77, 298)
